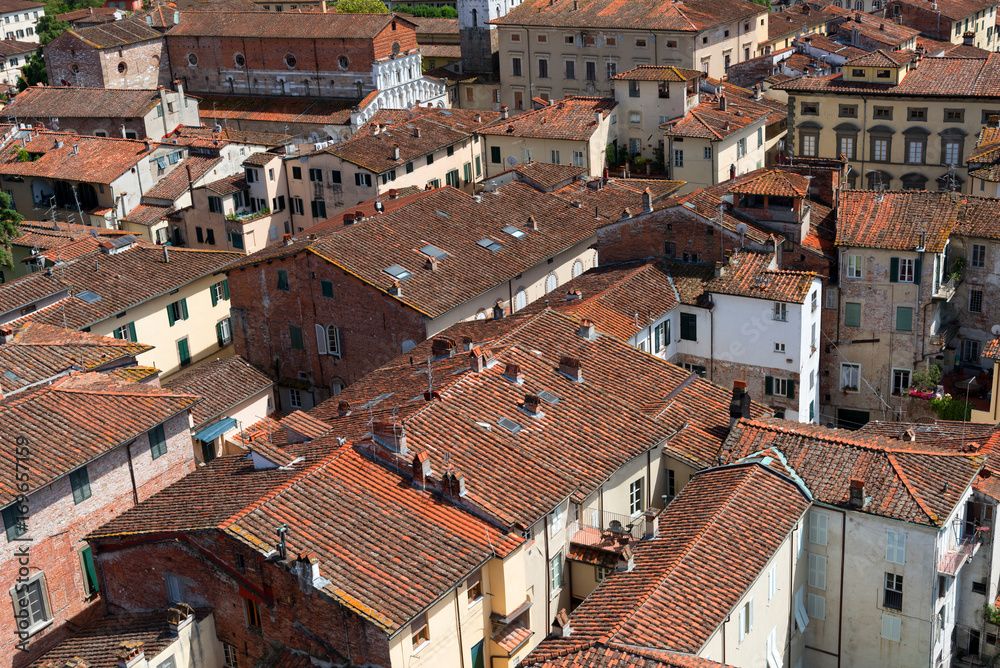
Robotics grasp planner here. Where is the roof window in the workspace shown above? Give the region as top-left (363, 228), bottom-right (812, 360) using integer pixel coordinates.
top-left (477, 238), bottom-right (503, 252)
top-left (497, 417), bottom-right (523, 435)
top-left (383, 264), bottom-right (412, 280)
top-left (502, 225), bottom-right (527, 239)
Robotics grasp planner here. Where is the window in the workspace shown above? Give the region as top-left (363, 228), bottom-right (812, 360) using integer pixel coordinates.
top-left (355, 173), bottom-right (372, 187)
top-left (906, 138), bottom-right (924, 164)
top-left (210, 280), bottom-right (230, 306)
top-left (774, 343), bottom-right (786, 354)
top-left (467, 570), bottom-right (483, 602)
top-left (768, 564), bottom-right (777, 600)
top-left (801, 133), bottom-right (817, 157)
top-left (80, 546), bottom-right (99, 596)
top-left (628, 80), bottom-right (640, 98)
top-left (573, 151), bottom-right (584, 167)
top-left (774, 303), bottom-right (787, 321)
top-left (963, 339), bottom-right (981, 363)
top-left (892, 369), bottom-right (911, 396)
top-left (538, 59), bottom-right (548, 78)
top-left (565, 60), bottom-right (575, 79)
top-left (704, 146), bottom-right (712, 160)
top-left (801, 102), bottom-right (819, 116)
top-left (166, 298), bottom-right (188, 326)
top-left (838, 135), bottom-right (855, 160)
top-left (289, 388), bottom-right (302, 409)
top-left (243, 596), bottom-right (261, 630)
top-left (586, 61), bottom-right (596, 81)
top-left (874, 106), bottom-right (893, 120)
top-left (673, 149), bottom-right (684, 168)
top-left (737, 598), bottom-right (753, 643)
top-left (654, 320), bottom-right (668, 352)
top-left (289, 325), bottom-right (303, 350)
top-left (427, 153), bottom-right (435, 166)
top-left (847, 255), bottom-right (862, 278)
top-left (113, 322), bottom-right (136, 342)
top-left (943, 139), bottom-right (962, 166)
top-left (766, 627), bottom-right (782, 668)
top-left (308, 168), bottom-right (322, 182)
top-left (945, 109), bottom-right (964, 123)
top-left (794, 587), bottom-right (810, 632)
top-left (970, 288), bottom-right (984, 313)
top-left (884, 573), bottom-right (903, 610)
top-left (246, 169), bottom-right (257, 183)
top-left (177, 338), bottom-right (191, 367)
top-left (972, 244), bottom-right (987, 268)
top-left (872, 137), bottom-right (889, 162)
top-left (737, 138), bottom-right (747, 158)
top-left (629, 112), bottom-right (641, 124)
top-left (842, 363), bottom-right (861, 391)
top-left (808, 553), bottom-right (827, 590)
top-left (680, 312), bottom-right (697, 341)
top-left (511, 57), bottom-right (522, 77)
top-left (876, 69), bottom-right (891, 79)
top-left (881, 614), bottom-right (901, 642)
top-left (839, 105), bottom-right (858, 118)
top-left (807, 593), bottom-right (826, 620)
top-left (628, 478), bottom-right (643, 516)
top-left (149, 424), bottom-right (167, 460)
top-left (908, 107), bottom-right (927, 121)
top-left (324, 326), bottom-right (341, 357)
top-left (291, 197), bottom-right (303, 215)
top-left (276, 269), bottom-right (290, 291)
top-left (549, 550), bottom-right (564, 590)
top-left (514, 289), bottom-right (526, 311)
top-left (896, 306), bottom-right (913, 331)
top-left (550, 150), bottom-right (560, 164)
top-left (330, 170), bottom-right (342, 184)
top-left (69, 467), bottom-right (91, 504)
top-left (897, 258), bottom-right (915, 283)
top-left (223, 642), bottom-right (239, 668)
top-left (491, 146), bottom-right (501, 164)
top-left (208, 195), bottom-right (223, 213)
top-left (596, 564), bottom-right (614, 581)
top-left (311, 200), bottom-right (327, 218)
top-left (292, 166), bottom-right (302, 180)
top-left (606, 61), bottom-right (617, 79)
top-left (12, 574), bottom-right (51, 633)
top-left (808, 510), bottom-right (828, 545)
top-left (845, 302), bottom-right (861, 328)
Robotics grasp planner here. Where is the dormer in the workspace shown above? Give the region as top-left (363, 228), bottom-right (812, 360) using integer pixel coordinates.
top-left (728, 170), bottom-right (811, 243)
top-left (841, 50), bottom-right (911, 85)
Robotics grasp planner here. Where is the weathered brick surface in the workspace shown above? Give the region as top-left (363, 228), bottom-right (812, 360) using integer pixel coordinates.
top-left (44, 31), bottom-right (171, 90)
top-left (2, 413), bottom-right (194, 668)
top-left (93, 533), bottom-right (393, 667)
top-left (228, 252), bottom-right (426, 406)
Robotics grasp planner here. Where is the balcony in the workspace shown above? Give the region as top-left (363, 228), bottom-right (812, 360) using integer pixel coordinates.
top-left (577, 509), bottom-right (644, 541)
top-left (939, 535), bottom-right (982, 576)
top-left (932, 275), bottom-right (961, 302)
top-left (226, 207), bottom-right (271, 223)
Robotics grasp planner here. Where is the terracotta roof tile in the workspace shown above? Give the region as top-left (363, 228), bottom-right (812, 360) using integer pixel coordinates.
top-left (168, 125), bottom-right (293, 147)
top-left (970, 125), bottom-right (1000, 163)
top-left (706, 249), bottom-right (816, 303)
top-left (613, 66), bottom-right (702, 82)
top-left (0, 372), bottom-right (200, 505)
top-left (203, 173), bottom-right (247, 195)
top-left (492, 0), bottom-right (766, 31)
top-left (106, 364), bottom-right (159, 382)
top-left (797, 33), bottom-right (867, 60)
top-left (122, 204), bottom-right (173, 227)
top-left (728, 169), bottom-right (809, 197)
top-left (836, 190), bottom-right (959, 252)
top-left (844, 48), bottom-right (915, 68)
top-left (0, 131), bottom-right (155, 184)
top-left (494, 618), bottom-right (534, 653)
top-left (511, 161), bottom-right (588, 189)
top-left (479, 97), bottom-right (616, 141)
top-left (768, 2), bottom-right (849, 42)
top-left (162, 355), bottom-right (272, 430)
top-left (68, 16), bottom-right (161, 48)
top-left (524, 645), bottom-right (729, 668)
top-left (553, 177), bottom-right (685, 221)
top-left (407, 15), bottom-right (459, 33)
top-left (984, 337), bottom-right (1000, 360)
top-left (168, 10), bottom-right (399, 38)
top-left (891, 0), bottom-right (996, 21)
top-left (197, 95), bottom-right (357, 127)
top-left (5, 86), bottom-right (165, 119)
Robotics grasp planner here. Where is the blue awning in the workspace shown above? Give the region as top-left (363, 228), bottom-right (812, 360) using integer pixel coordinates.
top-left (193, 417), bottom-right (237, 443)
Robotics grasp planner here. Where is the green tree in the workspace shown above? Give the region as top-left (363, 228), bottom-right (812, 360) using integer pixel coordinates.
top-left (36, 14), bottom-right (70, 44)
top-left (17, 49), bottom-right (47, 90)
top-left (0, 191), bottom-right (24, 267)
top-left (334, 0), bottom-right (389, 12)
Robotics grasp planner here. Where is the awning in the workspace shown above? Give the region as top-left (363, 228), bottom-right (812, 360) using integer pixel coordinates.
top-left (193, 417), bottom-right (237, 443)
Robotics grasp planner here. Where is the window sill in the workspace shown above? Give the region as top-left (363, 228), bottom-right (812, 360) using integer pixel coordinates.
top-left (412, 640), bottom-right (430, 655)
top-left (468, 595), bottom-right (484, 608)
top-left (21, 618), bottom-right (53, 638)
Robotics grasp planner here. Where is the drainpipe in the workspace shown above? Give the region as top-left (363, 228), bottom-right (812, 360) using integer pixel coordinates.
top-left (452, 588), bottom-right (467, 668)
top-left (835, 508), bottom-right (846, 668)
top-left (125, 441), bottom-right (138, 505)
top-left (915, 249), bottom-right (925, 370)
top-left (859, 96), bottom-right (868, 188)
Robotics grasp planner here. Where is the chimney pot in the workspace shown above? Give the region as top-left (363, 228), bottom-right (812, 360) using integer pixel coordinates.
top-left (413, 127), bottom-right (421, 138)
top-left (729, 380), bottom-right (751, 427)
top-left (412, 451), bottom-right (431, 488)
top-left (642, 187), bottom-right (653, 213)
top-left (283, 233), bottom-right (293, 245)
top-left (500, 105), bottom-right (509, 120)
top-left (115, 641), bottom-right (146, 668)
top-left (388, 280), bottom-right (402, 296)
top-left (162, 246), bottom-right (170, 263)
top-left (526, 215), bottom-right (538, 230)
top-left (578, 319), bottom-right (595, 339)
top-left (337, 401), bottom-right (352, 417)
top-left (388, 188), bottom-right (398, 199)
top-left (343, 213), bottom-right (354, 225)
top-left (503, 362), bottom-right (523, 384)
top-left (474, 113), bottom-right (482, 122)
top-left (425, 255), bottom-right (438, 271)
top-left (431, 337), bottom-right (457, 357)
top-left (849, 478), bottom-right (865, 508)
top-left (714, 261), bottom-right (724, 278)
top-left (559, 356), bottom-right (583, 382)
top-left (470, 345), bottom-right (492, 372)
top-left (523, 393), bottom-right (542, 415)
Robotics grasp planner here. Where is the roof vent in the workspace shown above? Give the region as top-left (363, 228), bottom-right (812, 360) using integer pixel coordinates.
top-left (620, 207), bottom-right (632, 220)
top-left (388, 281), bottom-right (402, 296)
top-left (166, 602), bottom-right (195, 635)
top-left (425, 255), bottom-right (438, 271)
top-left (337, 401), bottom-right (352, 417)
top-left (343, 213), bottom-right (355, 225)
top-left (559, 356), bottom-right (583, 382)
top-left (642, 188), bottom-right (653, 213)
top-left (412, 451), bottom-right (431, 489)
top-left (470, 345), bottom-right (493, 372)
top-left (431, 337), bottom-right (457, 358)
top-left (502, 362), bottom-right (523, 384)
top-left (392, 143), bottom-right (400, 160)
top-left (729, 380), bottom-right (751, 428)
top-left (115, 641), bottom-right (145, 668)
top-left (578, 319), bottom-right (595, 339)
top-left (526, 215), bottom-right (538, 230)
top-left (413, 126), bottom-right (421, 138)
top-left (55, 140), bottom-right (64, 149)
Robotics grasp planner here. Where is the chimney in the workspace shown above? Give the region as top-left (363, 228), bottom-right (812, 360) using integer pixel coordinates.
top-left (578, 319), bottom-right (595, 339)
top-left (373, 420), bottom-right (407, 452)
top-left (337, 401), bottom-right (352, 417)
top-left (559, 356), bottom-right (583, 382)
top-left (719, 94), bottom-right (727, 112)
top-left (343, 213), bottom-right (355, 225)
top-left (470, 345), bottom-right (491, 372)
top-left (620, 207), bottom-right (632, 220)
top-left (55, 139), bottom-right (64, 149)
top-left (551, 608), bottom-right (572, 637)
top-left (502, 362), bottom-right (523, 384)
top-left (500, 105), bottom-right (509, 120)
top-left (283, 233), bottom-right (293, 246)
top-left (445, 471), bottom-right (466, 497)
top-left (174, 78), bottom-right (184, 100)
top-left (462, 336), bottom-right (474, 352)
top-left (724, 120), bottom-right (731, 132)
top-left (964, 30), bottom-right (975, 46)
top-left (392, 143), bottom-right (400, 160)
top-left (642, 187), bottom-right (653, 213)
top-left (849, 479), bottom-right (866, 508)
top-left (388, 280), bottom-right (402, 296)
top-left (114, 641), bottom-right (146, 668)
top-left (729, 380), bottom-right (751, 428)
top-left (714, 261), bottom-right (724, 278)
top-left (616, 544), bottom-right (635, 572)
top-left (431, 337), bottom-right (457, 357)
top-left (474, 113), bottom-right (482, 123)
top-left (295, 552), bottom-right (321, 592)
top-left (160, 245), bottom-right (169, 263)
top-left (643, 507), bottom-right (660, 538)
top-left (0, 326), bottom-right (12, 345)
top-left (523, 393), bottom-right (543, 416)
top-left (388, 188), bottom-right (398, 199)
top-left (565, 289), bottom-right (583, 300)
top-left (166, 602), bottom-right (195, 635)
top-left (425, 255), bottom-right (438, 271)
top-left (321, 0), bottom-right (327, 10)
top-left (71, 144), bottom-right (79, 156)
top-left (522, 215), bottom-right (538, 231)
top-left (493, 299), bottom-right (506, 319)
top-left (412, 451), bottom-right (430, 489)
top-left (753, 83), bottom-right (762, 100)
top-left (413, 126), bottom-right (421, 138)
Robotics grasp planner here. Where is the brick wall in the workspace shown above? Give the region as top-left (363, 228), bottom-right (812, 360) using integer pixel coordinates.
top-left (44, 32), bottom-right (170, 90)
top-left (93, 532), bottom-right (392, 667)
top-left (3, 412), bottom-right (194, 668)
top-left (227, 252), bottom-right (427, 403)
top-left (45, 33), bottom-right (104, 88)
top-left (19, 115), bottom-right (146, 138)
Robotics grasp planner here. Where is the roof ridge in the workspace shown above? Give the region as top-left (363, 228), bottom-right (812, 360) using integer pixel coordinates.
top-left (50, 385), bottom-right (201, 399)
top-left (885, 452), bottom-right (939, 524)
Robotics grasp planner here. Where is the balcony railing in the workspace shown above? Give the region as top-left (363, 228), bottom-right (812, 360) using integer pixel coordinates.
top-left (226, 208), bottom-right (271, 223)
top-left (939, 535), bottom-right (981, 576)
top-left (932, 275), bottom-right (961, 301)
top-left (578, 509), bottom-right (644, 540)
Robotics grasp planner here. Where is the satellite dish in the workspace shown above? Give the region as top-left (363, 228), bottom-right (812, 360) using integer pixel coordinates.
top-left (736, 222), bottom-right (748, 236)
top-left (507, 156), bottom-right (518, 166)
top-left (992, 324), bottom-right (1000, 336)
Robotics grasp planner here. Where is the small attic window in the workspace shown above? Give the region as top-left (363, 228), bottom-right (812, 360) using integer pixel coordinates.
top-left (76, 290), bottom-right (102, 303)
top-left (477, 238), bottom-right (503, 252)
top-left (421, 244), bottom-right (447, 259)
top-left (502, 225), bottom-right (527, 239)
top-left (384, 264), bottom-right (412, 280)
top-left (497, 417), bottom-right (522, 435)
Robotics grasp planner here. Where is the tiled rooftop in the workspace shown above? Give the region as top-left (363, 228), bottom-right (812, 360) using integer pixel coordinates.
top-left (662, 83), bottom-right (785, 140)
top-left (5, 86), bottom-right (166, 119)
top-left (167, 125), bottom-right (293, 147)
top-left (0, 372), bottom-right (200, 505)
top-left (510, 161), bottom-right (588, 190)
top-left (167, 10), bottom-right (401, 38)
top-left (720, 418), bottom-right (984, 526)
top-left (524, 646), bottom-right (728, 668)
top-left (69, 16), bottom-right (162, 48)
top-left (843, 48), bottom-right (915, 68)
top-left (197, 95), bottom-right (357, 127)
top-left (890, 0), bottom-right (997, 20)
top-left (203, 173), bottom-right (247, 196)
top-left (228, 184), bottom-right (601, 319)
top-left (768, 2), bottom-right (849, 41)
top-left (492, 0), bottom-right (766, 31)
top-left (0, 321), bottom-right (151, 394)
top-left (836, 190), bottom-right (962, 252)
top-left (162, 355), bottom-right (272, 430)
top-left (552, 177), bottom-right (685, 221)
top-left (612, 65), bottom-right (702, 82)
top-left (728, 168), bottom-right (809, 197)
top-left (970, 125), bottom-right (1000, 163)
top-left (122, 203), bottom-right (173, 227)
top-left (479, 97), bottom-right (617, 141)
top-left (527, 462), bottom-right (809, 659)
top-left (0, 132), bottom-right (155, 184)
top-left (707, 249), bottom-right (817, 303)
top-left (144, 154), bottom-right (223, 200)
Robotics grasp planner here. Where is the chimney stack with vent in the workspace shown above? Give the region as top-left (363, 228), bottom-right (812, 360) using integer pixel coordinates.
top-left (431, 337), bottom-right (456, 357)
top-left (470, 345), bottom-right (491, 372)
top-left (527, 215), bottom-right (538, 230)
top-left (729, 380), bottom-right (751, 428)
top-left (642, 187), bottom-right (653, 213)
top-left (503, 362), bottom-right (523, 384)
top-left (643, 507), bottom-right (660, 538)
top-left (493, 299), bottom-right (506, 319)
top-left (425, 255), bottom-right (438, 271)
top-left (523, 394), bottom-right (542, 416)
top-left (500, 105), bottom-right (509, 120)
top-left (392, 143), bottom-right (400, 160)
top-left (373, 421), bottom-right (407, 452)
top-left (337, 401), bottom-right (352, 417)
top-left (162, 246), bottom-right (170, 263)
top-left (412, 451), bottom-right (430, 489)
top-left (849, 479), bottom-right (866, 508)
top-left (719, 94), bottom-right (727, 112)
top-left (559, 356), bottom-right (583, 382)
top-left (413, 126), bottom-right (421, 138)
top-left (578, 319), bottom-right (595, 339)
top-left (166, 602), bottom-right (195, 636)
top-left (115, 641), bottom-right (146, 668)
top-left (388, 281), bottom-right (402, 296)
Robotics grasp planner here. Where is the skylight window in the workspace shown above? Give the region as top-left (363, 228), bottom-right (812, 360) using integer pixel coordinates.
top-left (537, 390), bottom-right (560, 404)
top-left (421, 244), bottom-right (447, 260)
top-left (383, 264), bottom-right (412, 280)
top-left (436, 210), bottom-right (450, 218)
top-left (76, 290), bottom-right (102, 304)
top-left (477, 238), bottom-right (503, 252)
top-left (502, 225), bottom-right (527, 239)
top-left (497, 417), bottom-right (523, 435)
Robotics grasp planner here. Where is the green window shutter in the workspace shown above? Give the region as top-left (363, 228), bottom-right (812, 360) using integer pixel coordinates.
top-left (70, 468), bottom-right (91, 504)
top-left (113, 328), bottom-right (123, 340)
top-left (464, 162), bottom-right (472, 183)
top-left (180, 298), bottom-right (189, 320)
top-left (216, 321), bottom-right (224, 347)
top-left (167, 304), bottom-right (176, 327)
top-left (845, 303), bottom-right (862, 327)
top-left (809, 401), bottom-right (815, 421)
top-left (128, 322), bottom-right (136, 341)
top-left (150, 425), bottom-right (167, 459)
top-left (491, 146), bottom-right (501, 163)
top-left (471, 640), bottom-right (485, 668)
top-left (914, 258), bottom-right (922, 281)
top-left (178, 339), bottom-right (190, 366)
top-left (223, 279), bottom-right (230, 300)
top-left (290, 325), bottom-right (303, 350)
top-left (211, 285), bottom-right (218, 307)
top-left (786, 379), bottom-right (796, 399)
top-left (889, 257), bottom-right (899, 283)
top-left (765, 376), bottom-right (774, 395)
top-left (896, 307), bottom-right (913, 331)
top-left (3, 504), bottom-right (25, 541)
top-left (81, 546), bottom-right (99, 595)
top-left (321, 280), bottom-right (334, 298)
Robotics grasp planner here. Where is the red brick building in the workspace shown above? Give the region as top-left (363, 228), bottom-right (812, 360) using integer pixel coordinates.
top-left (0, 366), bottom-right (200, 668)
top-left (43, 17), bottom-right (170, 89)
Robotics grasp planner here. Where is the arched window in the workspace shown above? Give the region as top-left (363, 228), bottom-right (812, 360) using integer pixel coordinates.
top-left (572, 260), bottom-right (584, 278)
top-left (514, 289), bottom-right (527, 311)
top-left (401, 339), bottom-right (416, 353)
top-left (475, 309), bottom-right (487, 320)
top-left (546, 274), bottom-right (557, 293)
top-left (472, 8), bottom-right (478, 25)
